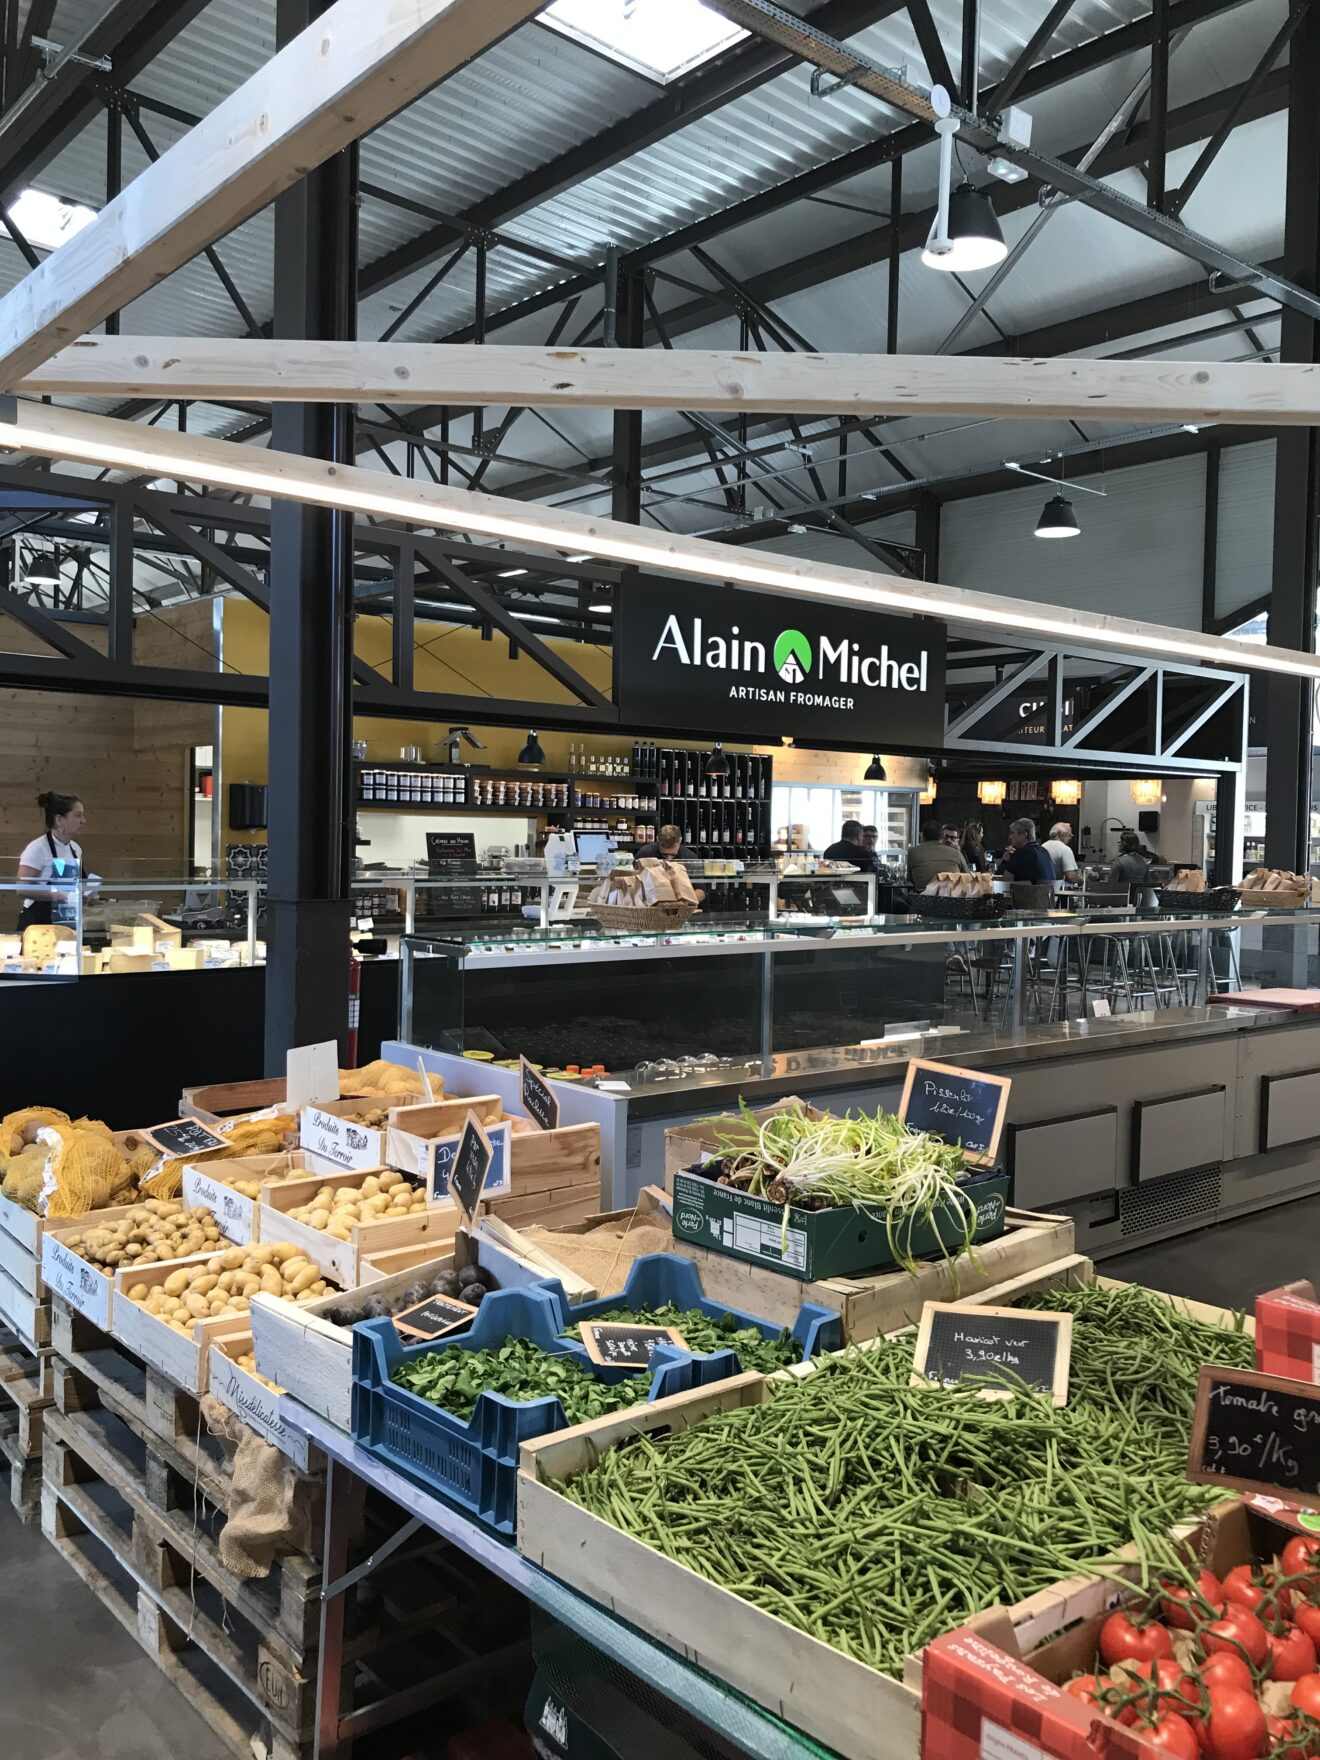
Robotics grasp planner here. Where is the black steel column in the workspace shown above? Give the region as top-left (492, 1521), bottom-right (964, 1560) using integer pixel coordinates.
top-left (264, 0), bottom-right (357, 1069)
top-left (915, 492), bottom-right (941, 581)
top-left (611, 271), bottom-right (643, 526)
top-left (1264, 2), bottom-right (1320, 872)
top-left (1201, 445), bottom-right (1220, 632)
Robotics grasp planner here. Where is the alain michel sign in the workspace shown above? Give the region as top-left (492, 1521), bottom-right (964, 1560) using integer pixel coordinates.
top-left (616, 576), bottom-right (947, 747)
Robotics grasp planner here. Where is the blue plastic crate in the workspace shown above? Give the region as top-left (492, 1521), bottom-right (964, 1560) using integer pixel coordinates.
top-left (547, 1253), bottom-right (843, 1366)
top-left (350, 1285), bottom-right (743, 1535)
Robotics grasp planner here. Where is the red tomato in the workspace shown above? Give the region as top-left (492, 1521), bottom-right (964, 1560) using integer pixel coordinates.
top-left (1101, 1610), bottom-right (1175, 1668)
top-left (1294, 1599), bottom-right (1320, 1648)
top-left (1201, 1604), bottom-right (1269, 1671)
top-left (1162, 1570), bottom-right (1227, 1631)
top-left (1266, 1622), bottom-right (1317, 1682)
top-left (1135, 1711), bottom-right (1200, 1758)
top-left (1063, 1673), bottom-right (1107, 1708)
top-left (1283, 1536), bottom-right (1320, 1585)
top-left (1194, 1652), bottom-right (1256, 1697)
top-left (1123, 1658), bottom-right (1200, 1716)
top-left (1291, 1672), bottom-right (1320, 1720)
top-left (1198, 1685), bottom-right (1267, 1760)
top-left (1224, 1563), bottom-right (1292, 1621)
top-left (1265, 1715), bottom-right (1310, 1760)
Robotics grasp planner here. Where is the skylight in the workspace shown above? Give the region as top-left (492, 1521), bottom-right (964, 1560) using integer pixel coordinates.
top-left (542, 0), bottom-right (745, 84)
top-left (7, 187), bottom-right (97, 252)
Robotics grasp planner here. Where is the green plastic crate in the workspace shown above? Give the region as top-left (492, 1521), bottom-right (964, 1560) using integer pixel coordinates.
top-left (669, 1167), bottom-right (1008, 1281)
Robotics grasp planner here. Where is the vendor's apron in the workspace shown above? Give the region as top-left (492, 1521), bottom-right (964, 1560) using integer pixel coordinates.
top-left (16, 833), bottom-right (82, 934)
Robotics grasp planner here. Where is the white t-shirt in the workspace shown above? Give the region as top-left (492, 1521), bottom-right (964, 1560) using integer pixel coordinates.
top-left (18, 834), bottom-right (80, 907)
top-left (1041, 838), bottom-right (1077, 878)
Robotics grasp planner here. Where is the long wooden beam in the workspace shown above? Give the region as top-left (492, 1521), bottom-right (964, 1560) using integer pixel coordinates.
top-left (0, 395), bottom-right (1312, 680)
top-left (0, 0), bottom-right (544, 387)
top-left (20, 339), bottom-right (1320, 424)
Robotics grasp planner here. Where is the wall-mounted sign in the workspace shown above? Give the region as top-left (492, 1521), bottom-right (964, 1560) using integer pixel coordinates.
top-left (616, 575), bottom-right (946, 748)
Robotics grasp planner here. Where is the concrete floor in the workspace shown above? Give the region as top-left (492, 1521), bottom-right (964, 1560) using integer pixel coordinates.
top-left (3, 1192), bottom-right (1318, 1760)
top-left (0, 1492), bottom-right (233, 1760)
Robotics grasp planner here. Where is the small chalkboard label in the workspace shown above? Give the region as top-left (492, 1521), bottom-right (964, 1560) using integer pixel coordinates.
top-left (579, 1322), bottom-right (688, 1371)
top-left (1188, 1365), bottom-right (1320, 1505)
top-left (450, 1113), bottom-right (493, 1228)
top-left (912, 1302), bottom-right (1072, 1405)
top-left (898, 1059), bottom-right (1011, 1166)
top-left (520, 1056), bottom-right (560, 1132)
top-left (143, 1117), bottom-right (228, 1159)
top-left (393, 1292), bottom-right (477, 1341)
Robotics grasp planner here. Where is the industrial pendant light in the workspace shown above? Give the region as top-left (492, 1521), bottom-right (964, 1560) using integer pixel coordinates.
top-left (864, 755), bottom-right (887, 781)
top-left (1035, 493), bottom-right (1080, 539)
top-left (517, 729), bottom-right (546, 766)
top-left (921, 104), bottom-right (1007, 273)
top-left (704, 742), bottom-right (731, 779)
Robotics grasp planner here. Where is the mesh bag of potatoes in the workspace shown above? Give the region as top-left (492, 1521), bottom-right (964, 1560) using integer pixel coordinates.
top-left (126, 1242), bottom-right (335, 1333)
top-left (58, 1201), bottom-right (221, 1269)
top-left (287, 1169), bottom-right (427, 1241)
top-left (338, 1059), bottom-right (434, 1099)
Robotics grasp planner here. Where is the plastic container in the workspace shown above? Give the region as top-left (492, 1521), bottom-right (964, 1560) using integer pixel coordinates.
top-left (351, 1286), bottom-right (742, 1535)
top-left (549, 1253), bottom-right (842, 1365)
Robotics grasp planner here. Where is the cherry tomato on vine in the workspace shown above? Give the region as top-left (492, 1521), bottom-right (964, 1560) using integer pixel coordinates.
top-left (1265, 1714), bottom-right (1310, 1760)
top-left (1290, 1672), bottom-right (1320, 1721)
top-left (1101, 1610), bottom-right (1175, 1668)
top-left (1193, 1652), bottom-right (1256, 1698)
top-left (1197, 1685), bottom-right (1267, 1760)
top-left (1063, 1673), bottom-right (1108, 1709)
top-left (1283, 1537), bottom-right (1320, 1587)
top-left (1293, 1598), bottom-right (1320, 1649)
top-left (1201, 1605), bottom-right (1269, 1671)
top-left (1134, 1710), bottom-right (1199, 1758)
top-left (1224, 1564), bottom-right (1292, 1621)
top-left (1162, 1570), bottom-right (1226, 1631)
top-left (1266, 1622), bottom-right (1317, 1683)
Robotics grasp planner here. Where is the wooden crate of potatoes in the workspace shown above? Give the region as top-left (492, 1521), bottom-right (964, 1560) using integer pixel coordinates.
top-left (42, 1200), bottom-right (223, 1331)
top-left (258, 1166), bottom-right (458, 1288)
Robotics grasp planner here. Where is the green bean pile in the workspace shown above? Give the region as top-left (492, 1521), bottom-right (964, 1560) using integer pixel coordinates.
top-left (557, 1283), bottom-right (1254, 1679)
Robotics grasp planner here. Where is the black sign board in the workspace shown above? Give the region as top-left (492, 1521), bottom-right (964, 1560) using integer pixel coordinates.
top-left (143, 1117), bottom-right (228, 1159)
top-left (579, 1322), bottom-right (688, 1372)
top-left (393, 1292), bottom-right (477, 1342)
top-left (898, 1059), bottom-right (1011, 1167)
top-left (425, 832), bottom-right (476, 867)
top-left (1188, 1365), bottom-right (1320, 1505)
top-left (913, 1302), bottom-right (1072, 1404)
top-left (615, 574), bottom-right (946, 748)
top-left (450, 1113), bottom-right (493, 1229)
top-left (520, 1056), bottom-right (560, 1132)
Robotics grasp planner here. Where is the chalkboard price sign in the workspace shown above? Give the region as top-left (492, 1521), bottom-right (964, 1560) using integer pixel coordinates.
top-left (1188, 1365), bottom-right (1320, 1505)
top-left (898, 1059), bottom-right (1011, 1166)
top-left (912, 1302), bottom-right (1072, 1405)
top-left (579, 1322), bottom-right (689, 1372)
top-left (393, 1292), bottom-right (477, 1341)
top-left (143, 1117), bottom-right (228, 1159)
top-left (450, 1113), bottom-right (493, 1228)
top-left (520, 1056), bottom-right (560, 1133)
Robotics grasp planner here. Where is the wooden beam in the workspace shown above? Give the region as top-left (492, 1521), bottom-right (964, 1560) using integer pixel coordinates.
top-left (0, 395), bottom-right (1313, 681)
top-left (21, 340), bottom-right (1320, 426)
top-left (0, 0), bottom-right (544, 387)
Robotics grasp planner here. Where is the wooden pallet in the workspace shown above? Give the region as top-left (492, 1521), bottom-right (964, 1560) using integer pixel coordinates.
top-left (0, 1325), bottom-right (54, 1522)
top-left (44, 1407), bottom-right (320, 1760)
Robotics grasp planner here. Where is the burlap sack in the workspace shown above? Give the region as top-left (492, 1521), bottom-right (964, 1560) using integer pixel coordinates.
top-left (202, 1396), bottom-right (316, 1579)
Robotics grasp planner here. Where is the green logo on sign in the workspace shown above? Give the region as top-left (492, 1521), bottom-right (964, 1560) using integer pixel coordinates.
top-left (773, 629), bottom-right (812, 683)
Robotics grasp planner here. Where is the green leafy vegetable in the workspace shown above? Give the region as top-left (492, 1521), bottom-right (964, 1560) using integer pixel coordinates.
top-left (391, 1337), bottom-right (651, 1425)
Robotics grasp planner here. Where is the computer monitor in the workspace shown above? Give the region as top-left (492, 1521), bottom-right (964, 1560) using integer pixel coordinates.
top-left (573, 831), bottom-right (612, 866)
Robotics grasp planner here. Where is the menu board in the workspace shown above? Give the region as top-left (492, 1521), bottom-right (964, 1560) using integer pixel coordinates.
top-left (393, 1293), bottom-right (477, 1341)
top-left (520, 1056), bottom-right (560, 1132)
top-left (450, 1113), bottom-right (493, 1228)
top-left (579, 1322), bottom-right (688, 1371)
top-left (898, 1060), bottom-right (1011, 1166)
top-left (913, 1302), bottom-right (1072, 1405)
top-left (142, 1117), bottom-right (228, 1159)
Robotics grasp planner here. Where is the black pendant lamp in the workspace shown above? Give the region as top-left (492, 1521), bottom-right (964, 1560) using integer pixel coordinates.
top-left (1035, 493), bottom-right (1081, 539)
top-left (517, 729), bottom-right (546, 765)
top-left (703, 742), bottom-right (731, 779)
top-left (864, 755), bottom-right (887, 781)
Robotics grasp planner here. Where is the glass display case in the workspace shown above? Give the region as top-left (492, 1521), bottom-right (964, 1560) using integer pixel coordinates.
top-left (0, 877), bottom-right (261, 978)
top-left (399, 905), bottom-right (1289, 1069)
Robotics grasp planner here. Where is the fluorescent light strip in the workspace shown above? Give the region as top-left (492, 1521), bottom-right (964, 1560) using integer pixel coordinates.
top-left (0, 396), bottom-right (1313, 680)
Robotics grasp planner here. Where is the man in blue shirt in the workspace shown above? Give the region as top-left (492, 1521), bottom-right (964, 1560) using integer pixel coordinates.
top-left (1002, 817), bottom-right (1056, 885)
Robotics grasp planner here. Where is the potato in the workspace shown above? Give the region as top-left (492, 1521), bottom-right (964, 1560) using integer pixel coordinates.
top-left (326, 1221), bottom-right (352, 1241)
top-left (185, 1292), bottom-right (210, 1319)
top-left (163, 1268), bottom-right (190, 1296)
top-left (308, 1208), bottom-right (330, 1230)
top-left (191, 1274), bottom-right (219, 1296)
top-left (378, 1170), bottom-right (403, 1191)
top-left (128, 1282), bottom-right (149, 1302)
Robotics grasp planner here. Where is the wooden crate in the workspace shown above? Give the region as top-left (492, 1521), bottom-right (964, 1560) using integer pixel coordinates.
top-left (208, 1336), bottom-right (318, 1472)
top-left (40, 1204), bottom-right (181, 1331)
top-left (386, 1094), bottom-right (505, 1180)
top-left (0, 1262), bottom-right (50, 1349)
top-left (258, 1167), bottom-right (459, 1288)
top-left (182, 1150), bottom-right (314, 1246)
top-left (671, 1207), bottom-right (1075, 1340)
top-left (479, 1123), bottom-right (602, 1230)
top-left (298, 1100), bottom-right (393, 1173)
top-left (183, 1069), bottom-right (444, 1126)
top-left (0, 1192), bottom-right (44, 1301)
top-left (110, 1258), bottom-right (260, 1394)
top-left (250, 1227), bottom-right (560, 1431)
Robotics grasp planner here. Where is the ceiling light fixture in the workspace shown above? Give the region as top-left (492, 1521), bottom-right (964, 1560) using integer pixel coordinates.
top-left (922, 104), bottom-right (1007, 273)
top-left (977, 780), bottom-right (1007, 805)
top-left (588, 601), bottom-right (612, 614)
top-left (864, 755), bottom-right (887, 781)
top-left (2, 398), bottom-right (1315, 678)
top-left (1035, 493), bottom-right (1081, 538)
top-left (1051, 779), bottom-right (1082, 806)
top-left (517, 729), bottom-right (546, 766)
top-left (703, 742), bottom-right (731, 780)
top-left (1130, 778), bottom-right (1163, 807)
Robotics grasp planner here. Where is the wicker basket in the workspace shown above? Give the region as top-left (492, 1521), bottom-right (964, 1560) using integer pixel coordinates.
top-left (1237, 888), bottom-right (1309, 911)
top-left (908, 891), bottom-right (1013, 920)
top-left (1157, 886), bottom-right (1239, 913)
top-left (587, 901), bottom-right (700, 932)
